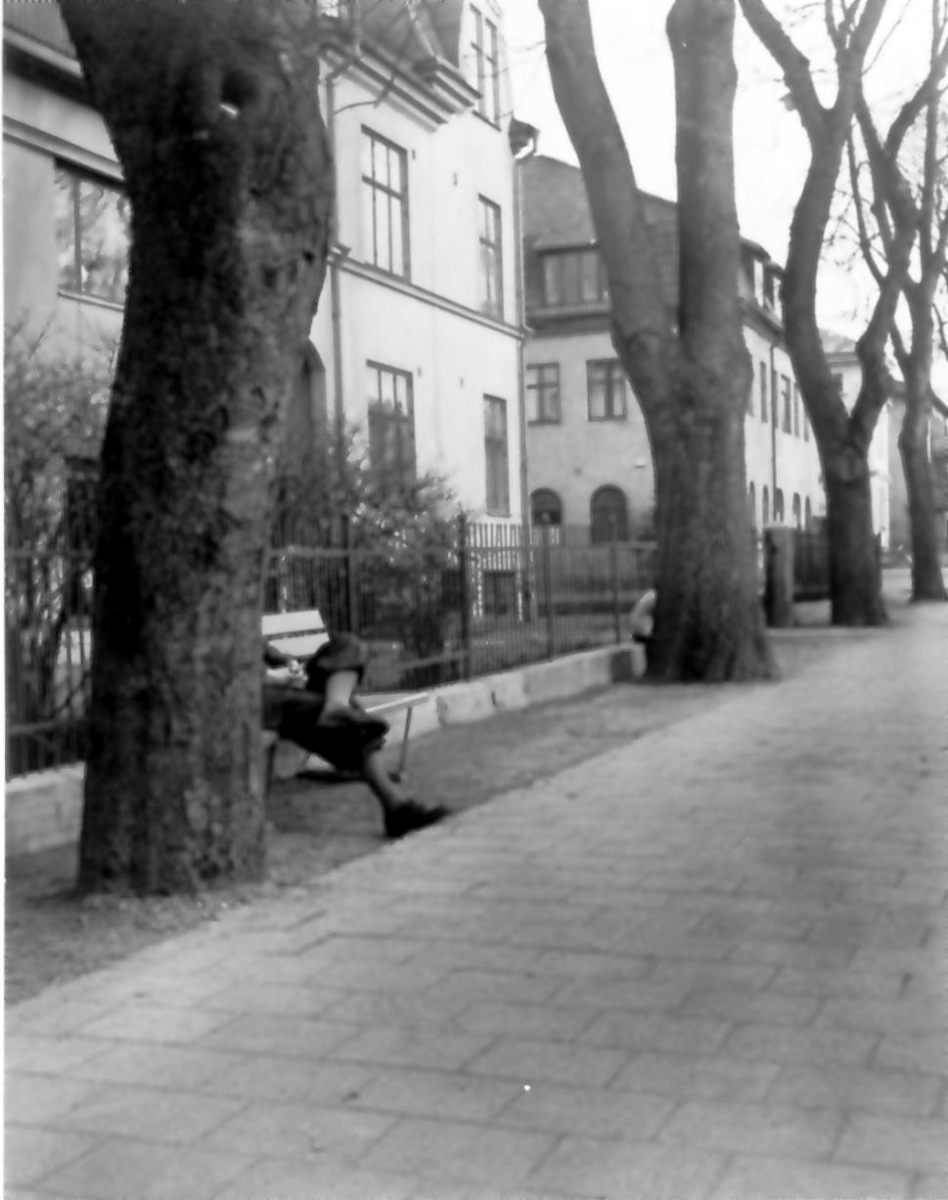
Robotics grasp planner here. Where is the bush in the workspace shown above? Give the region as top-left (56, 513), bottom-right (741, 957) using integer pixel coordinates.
top-left (5, 322), bottom-right (114, 773)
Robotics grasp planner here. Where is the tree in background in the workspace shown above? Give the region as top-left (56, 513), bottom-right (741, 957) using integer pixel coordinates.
top-left (58, 0), bottom-right (335, 894)
top-left (539, 0), bottom-right (773, 682)
top-left (846, 0), bottom-right (948, 601)
top-left (738, 0), bottom-right (927, 625)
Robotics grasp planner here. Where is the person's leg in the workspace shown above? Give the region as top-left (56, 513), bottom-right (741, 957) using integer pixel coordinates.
top-left (359, 743), bottom-right (447, 837)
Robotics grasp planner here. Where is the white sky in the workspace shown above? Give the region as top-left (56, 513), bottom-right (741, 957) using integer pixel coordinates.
top-left (502, 0), bottom-right (936, 343)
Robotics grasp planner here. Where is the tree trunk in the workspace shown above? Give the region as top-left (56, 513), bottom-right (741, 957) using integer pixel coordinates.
top-left (738, 0), bottom-right (891, 628)
top-left (650, 0), bottom-right (772, 680)
top-left (60, 0), bottom-right (334, 893)
top-left (900, 404), bottom-right (948, 601)
top-left (649, 364), bottom-right (772, 680)
top-left (822, 447), bottom-right (885, 625)
top-left (899, 289), bottom-right (947, 601)
top-left (540, 0), bottom-right (772, 681)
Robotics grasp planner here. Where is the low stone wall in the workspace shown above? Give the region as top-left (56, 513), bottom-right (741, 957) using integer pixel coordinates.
top-left (6, 765), bottom-right (84, 856)
top-left (6, 643), bottom-right (637, 857)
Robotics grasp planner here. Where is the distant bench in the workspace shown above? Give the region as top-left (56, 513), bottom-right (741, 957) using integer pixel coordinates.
top-left (261, 609), bottom-right (429, 785)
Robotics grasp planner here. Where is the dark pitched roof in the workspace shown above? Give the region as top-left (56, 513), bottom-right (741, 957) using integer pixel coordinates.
top-left (521, 154), bottom-right (680, 307)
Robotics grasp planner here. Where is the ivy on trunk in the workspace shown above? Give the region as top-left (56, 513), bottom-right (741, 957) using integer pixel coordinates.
top-left (59, 0), bottom-right (334, 894)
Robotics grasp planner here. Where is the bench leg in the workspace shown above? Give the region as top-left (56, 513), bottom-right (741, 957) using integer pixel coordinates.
top-left (392, 705), bottom-right (415, 784)
top-left (263, 739), bottom-right (278, 796)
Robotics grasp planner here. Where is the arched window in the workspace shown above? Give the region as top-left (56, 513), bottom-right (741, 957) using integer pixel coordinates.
top-left (531, 488), bottom-right (563, 528)
top-left (748, 482), bottom-right (757, 528)
top-left (762, 484), bottom-right (770, 526)
top-left (590, 485), bottom-right (629, 543)
top-left (792, 493), bottom-right (802, 529)
top-left (774, 488), bottom-right (785, 524)
top-left (804, 496), bottom-right (813, 529)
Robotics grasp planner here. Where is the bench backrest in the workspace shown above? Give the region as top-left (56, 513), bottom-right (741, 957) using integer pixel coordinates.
top-left (262, 609), bottom-right (329, 660)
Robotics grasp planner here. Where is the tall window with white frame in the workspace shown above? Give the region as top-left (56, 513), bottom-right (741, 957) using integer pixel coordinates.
top-left (587, 360), bottom-right (627, 421)
top-left (526, 363), bottom-right (560, 424)
top-left (471, 5), bottom-right (500, 124)
top-left (484, 395), bottom-right (510, 516)
top-left (367, 361), bottom-right (415, 494)
top-left (478, 196), bottom-right (503, 318)
top-left (361, 128), bottom-right (410, 278)
top-left (53, 165), bottom-right (131, 305)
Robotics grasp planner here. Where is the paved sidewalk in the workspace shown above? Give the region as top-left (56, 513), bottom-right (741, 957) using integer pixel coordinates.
top-left (7, 601), bottom-right (947, 1200)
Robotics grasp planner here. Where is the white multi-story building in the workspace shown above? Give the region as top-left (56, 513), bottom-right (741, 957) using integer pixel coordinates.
top-left (3, 0), bottom-right (529, 523)
top-left (520, 155), bottom-right (857, 544)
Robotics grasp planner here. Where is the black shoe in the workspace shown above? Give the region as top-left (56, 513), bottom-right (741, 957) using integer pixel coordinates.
top-left (384, 801), bottom-right (448, 839)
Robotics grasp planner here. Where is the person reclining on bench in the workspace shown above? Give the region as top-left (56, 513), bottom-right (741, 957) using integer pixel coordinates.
top-left (263, 632), bottom-right (447, 839)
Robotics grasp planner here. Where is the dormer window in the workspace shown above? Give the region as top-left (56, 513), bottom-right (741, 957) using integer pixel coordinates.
top-left (541, 249), bottom-right (609, 308)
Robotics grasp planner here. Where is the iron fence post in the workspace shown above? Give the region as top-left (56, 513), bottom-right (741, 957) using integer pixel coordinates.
top-left (541, 517), bottom-right (556, 659)
top-left (458, 513), bottom-right (473, 679)
top-left (343, 515), bottom-right (360, 635)
top-left (609, 517), bottom-right (622, 643)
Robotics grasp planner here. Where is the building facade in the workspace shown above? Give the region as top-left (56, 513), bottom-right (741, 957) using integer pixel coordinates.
top-left (520, 155), bottom-right (868, 546)
top-left (3, 0), bottom-right (528, 524)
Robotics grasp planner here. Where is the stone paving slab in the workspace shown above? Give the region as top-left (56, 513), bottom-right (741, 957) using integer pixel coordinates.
top-left (6, 600), bottom-right (947, 1199)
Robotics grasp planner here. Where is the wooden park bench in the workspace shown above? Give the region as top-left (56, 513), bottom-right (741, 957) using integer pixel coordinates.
top-left (261, 609), bottom-right (429, 787)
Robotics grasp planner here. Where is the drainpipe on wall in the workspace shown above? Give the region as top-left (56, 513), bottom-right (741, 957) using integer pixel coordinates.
top-left (509, 119), bottom-right (539, 535)
top-left (324, 73), bottom-right (349, 476)
top-left (769, 341), bottom-right (778, 521)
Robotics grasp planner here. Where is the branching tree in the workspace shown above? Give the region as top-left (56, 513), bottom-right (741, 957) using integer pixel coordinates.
top-left (847, 0), bottom-right (948, 600)
top-left (538, 0), bottom-right (773, 682)
top-left (738, 0), bottom-right (919, 626)
top-left (58, 0), bottom-right (335, 894)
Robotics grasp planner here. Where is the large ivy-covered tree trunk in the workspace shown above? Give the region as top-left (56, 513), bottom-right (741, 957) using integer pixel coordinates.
top-left (59, 0), bottom-right (334, 893)
top-left (540, 0), bottom-right (771, 681)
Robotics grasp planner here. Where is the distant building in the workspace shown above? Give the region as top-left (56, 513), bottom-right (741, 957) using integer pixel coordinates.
top-left (519, 154), bottom-right (827, 542)
top-left (3, 0), bottom-right (529, 524)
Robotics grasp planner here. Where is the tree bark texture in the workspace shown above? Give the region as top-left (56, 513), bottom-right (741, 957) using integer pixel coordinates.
top-left (900, 301), bottom-right (948, 599)
top-left (739, 0), bottom-right (889, 626)
top-left (900, 413), bottom-right (947, 600)
top-left (59, 0), bottom-right (334, 893)
top-left (539, 0), bottom-right (772, 681)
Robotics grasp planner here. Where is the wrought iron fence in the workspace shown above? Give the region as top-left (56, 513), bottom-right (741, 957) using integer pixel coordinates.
top-left (5, 517), bottom-right (656, 778)
top-left (5, 538), bottom-right (93, 779)
top-left (265, 518), bottom-right (657, 691)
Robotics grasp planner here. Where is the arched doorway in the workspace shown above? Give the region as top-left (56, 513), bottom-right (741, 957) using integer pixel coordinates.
top-left (590, 485), bottom-right (629, 544)
top-left (531, 488), bottom-right (563, 528)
